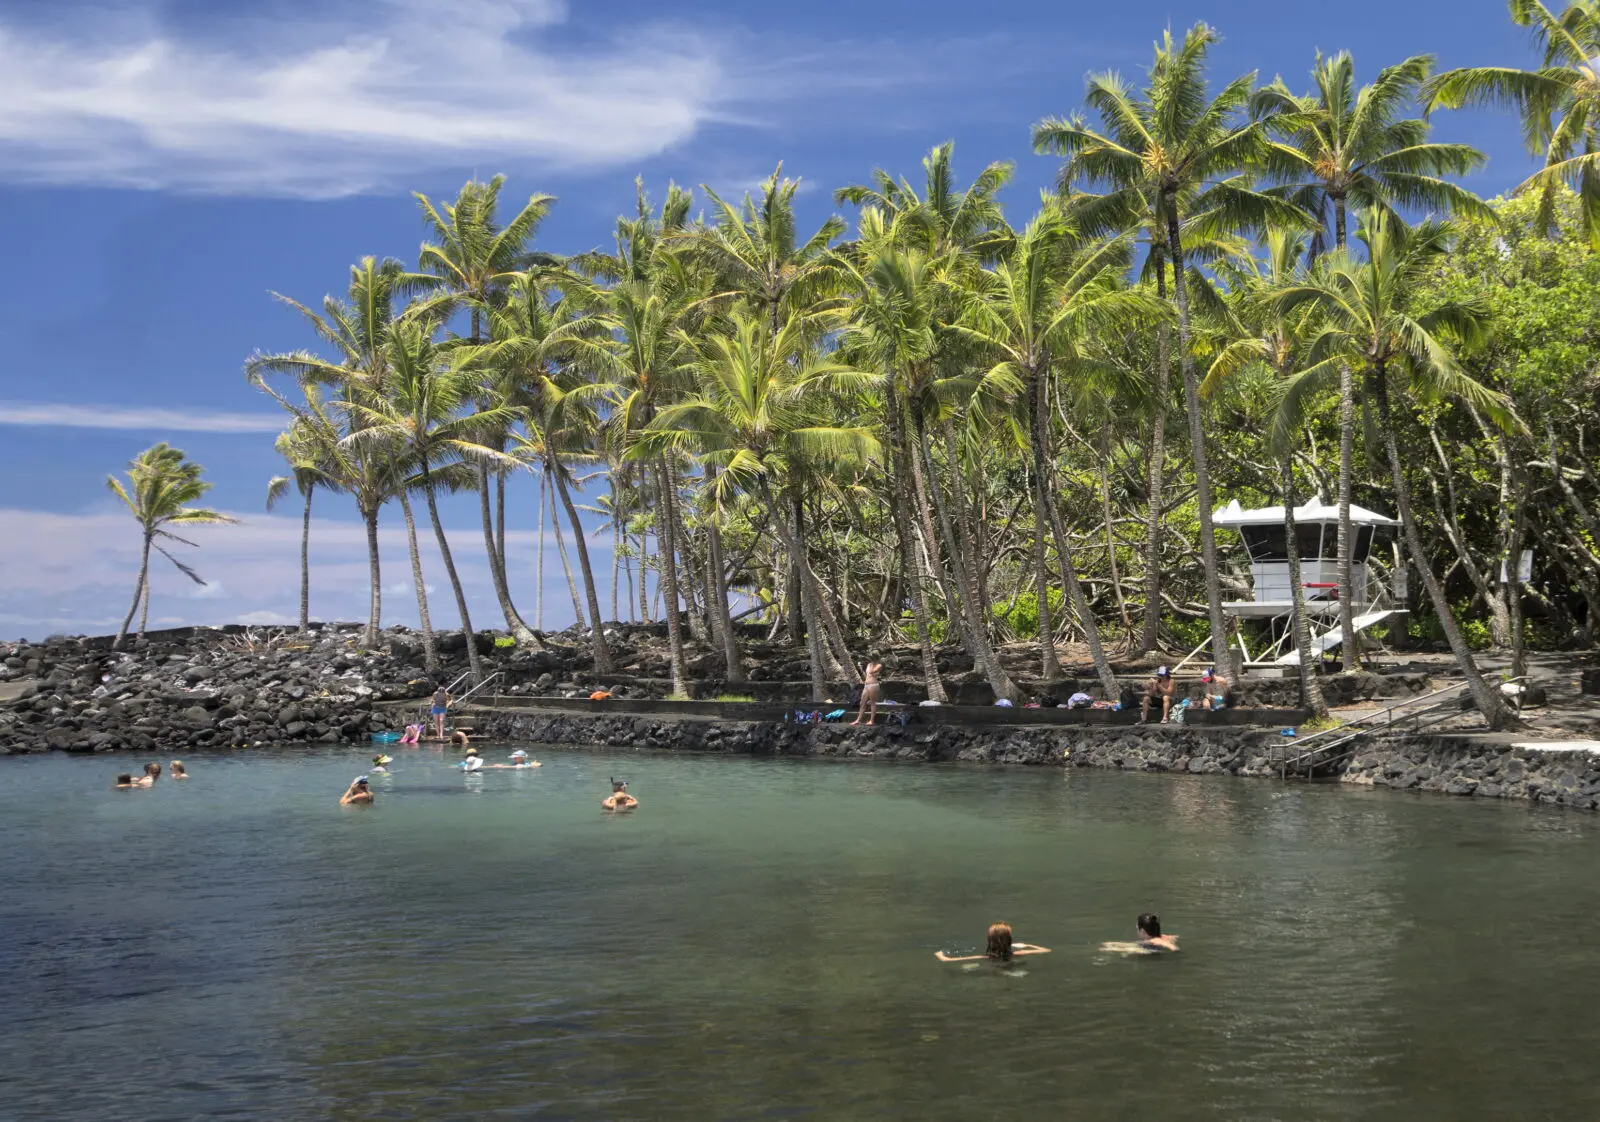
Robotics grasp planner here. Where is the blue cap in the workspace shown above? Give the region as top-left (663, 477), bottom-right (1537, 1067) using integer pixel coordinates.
top-left (354, 775), bottom-right (369, 783)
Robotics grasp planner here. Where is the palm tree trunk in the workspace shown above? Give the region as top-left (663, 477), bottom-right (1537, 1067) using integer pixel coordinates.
top-left (886, 384), bottom-right (948, 704)
top-left (784, 493), bottom-right (805, 647)
top-left (495, 473), bottom-right (508, 577)
top-left (1045, 484), bottom-right (1119, 697)
top-left (904, 406), bottom-right (966, 647)
top-left (423, 465), bottom-right (484, 685)
top-left (362, 506), bottom-right (382, 650)
top-left (704, 467), bottom-right (745, 682)
top-left (549, 477), bottom-right (586, 629)
top-left (1333, 199), bottom-right (1357, 671)
top-left (654, 460), bottom-right (691, 696)
top-left (767, 485), bottom-right (836, 700)
top-left (928, 419), bottom-right (1011, 701)
top-left (610, 485), bottom-right (622, 625)
top-left (1140, 254), bottom-right (1171, 656)
top-left (136, 560), bottom-right (152, 641)
top-left (535, 470), bottom-right (547, 630)
top-left (1281, 455), bottom-right (1328, 718)
top-left (1026, 368), bottom-right (1065, 681)
top-left (298, 486), bottom-right (313, 632)
top-left (479, 464), bottom-right (539, 646)
top-left (399, 490), bottom-right (439, 673)
top-left (1370, 365), bottom-right (1508, 727)
top-left (548, 452), bottom-right (614, 672)
top-left (1165, 207), bottom-right (1235, 676)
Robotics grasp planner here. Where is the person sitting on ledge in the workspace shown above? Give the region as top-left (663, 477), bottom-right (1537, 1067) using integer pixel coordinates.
top-left (602, 778), bottom-right (639, 811)
top-left (340, 776), bottom-right (374, 806)
top-left (936, 922), bottom-right (1051, 963)
top-left (1203, 668), bottom-right (1232, 710)
top-left (399, 724), bottom-right (422, 745)
top-left (1140, 668), bottom-right (1175, 724)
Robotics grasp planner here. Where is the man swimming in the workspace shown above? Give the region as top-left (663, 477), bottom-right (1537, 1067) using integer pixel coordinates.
top-left (602, 778), bottom-right (639, 810)
top-left (1101, 913), bottom-right (1180, 955)
top-left (340, 776), bottom-right (374, 805)
top-left (488, 749), bottom-right (542, 769)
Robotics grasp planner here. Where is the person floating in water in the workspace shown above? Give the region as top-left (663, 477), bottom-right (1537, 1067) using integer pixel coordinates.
top-left (114, 773), bottom-right (137, 789)
top-left (399, 724), bottom-right (422, 745)
top-left (430, 685), bottom-right (450, 740)
top-left (1102, 913), bottom-right (1180, 955)
top-left (851, 659), bottom-right (883, 726)
top-left (372, 753), bottom-right (393, 773)
top-left (935, 922), bottom-right (1051, 963)
top-left (602, 778), bottom-right (638, 810)
top-left (458, 746), bottom-right (484, 772)
top-left (340, 776), bottom-right (374, 805)
top-left (489, 749), bottom-right (541, 769)
top-left (451, 730), bottom-right (471, 747)
top-left (170, 761), bottom-right (188, 780)
top-left (128, 762), bottom-right (161, 788)
top-left (1140, 667), bottom-right (1176, 724)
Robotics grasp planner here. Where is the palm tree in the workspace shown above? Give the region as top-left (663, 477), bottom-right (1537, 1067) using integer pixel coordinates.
top-left (1035, 22), bottom-right (1305, 673)
top-left (633, 312), bottom-right (880, 701)
top-left (1203, 229), bottom-right (1330, 718)
top-left (345, 317), bottom-right (521, 684)
top-left (1254, 50), bottom-right (1490, 670)
top-left (947, 204), bottom-right (1161, 694)
top-left (247, 256), bottom-right (430, 648)
top-left (1271, 213), bottom-right (1514, 727)
top-left (1425, 0), bottom-right (1600, 245)
top-left (265, 403), bottom-right (343, 634)
top-left (108, 443), bottom-right (236, 650)
top-left (416, 175), bottom-right (556, 646)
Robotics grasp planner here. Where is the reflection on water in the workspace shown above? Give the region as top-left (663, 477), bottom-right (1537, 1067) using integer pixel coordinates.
top-left (3, 747), bottom-right (1600, 1119)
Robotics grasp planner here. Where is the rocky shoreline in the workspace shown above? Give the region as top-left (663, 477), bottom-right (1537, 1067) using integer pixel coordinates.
top-left (476, 709), bottom-right (1600, 811)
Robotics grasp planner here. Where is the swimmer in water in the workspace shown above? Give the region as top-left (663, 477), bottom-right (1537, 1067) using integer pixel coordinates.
top-left (170, 761), bottom-right (188, 780)
top-left (602, 778), bottom-right (639, 810)
top-left (489, 749), bottom-right (542, 769)
top-left (1101, 913), bottom-right (1180, 955)
top-left (128, 762), bottom-right (160, 788)
top-left (372, 753), bottom-right (393, 773)
top-left (340, 776), bottom-right (374, 805)
top-left (114, 773), bottom-right (136, 789)
top-left (935, 922), bottom-right (1051, 963)
top-left (458, 746), bottom-right (484, 772)
top-left (451, 730), bottom-right (470, 747)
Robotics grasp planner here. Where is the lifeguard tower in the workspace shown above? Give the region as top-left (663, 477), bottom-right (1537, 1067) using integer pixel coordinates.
top-left (1214, 497), bottom-right (1404, 668)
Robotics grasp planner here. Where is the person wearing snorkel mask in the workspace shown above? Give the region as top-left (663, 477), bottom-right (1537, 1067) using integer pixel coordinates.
top-left (602, 778), bottom-right (638, 810)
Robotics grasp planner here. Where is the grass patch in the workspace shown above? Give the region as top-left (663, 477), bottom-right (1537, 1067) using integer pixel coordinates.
top-left (664, 692), bottom-right (693, 702)
top-left (493, 636), bottom-right (517, 649)
top-left (714, 693), bottom-right (755, 702)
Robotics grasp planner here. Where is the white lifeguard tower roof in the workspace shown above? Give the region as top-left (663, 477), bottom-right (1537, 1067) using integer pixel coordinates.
top-left (1213, 497), bottom-right (1399, 528)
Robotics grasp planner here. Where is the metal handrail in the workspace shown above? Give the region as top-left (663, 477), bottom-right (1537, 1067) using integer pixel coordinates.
top-left (1281, 683), bottom-right (1464, 753)
top-left (451, 671), bottom-right (503, 710)
top-left (1275, 683), bottom-right (1465, 776)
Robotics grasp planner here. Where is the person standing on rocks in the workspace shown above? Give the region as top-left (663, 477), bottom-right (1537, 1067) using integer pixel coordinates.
top-left (430, 684), bottom-right (451, 740)
top-left (851, 660), bottom-right (883, 727)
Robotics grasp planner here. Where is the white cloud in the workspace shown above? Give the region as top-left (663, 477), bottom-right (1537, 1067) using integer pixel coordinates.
top-left (0, 0), bottom-right (729, 197)
top-left (0, 401), bottom-right (284, 433)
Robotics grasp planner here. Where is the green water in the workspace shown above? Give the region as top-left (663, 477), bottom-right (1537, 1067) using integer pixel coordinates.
top-left (3, 745), bottom-right (1599, 1119)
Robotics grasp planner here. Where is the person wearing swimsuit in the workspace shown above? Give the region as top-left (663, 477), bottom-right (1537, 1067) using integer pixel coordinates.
top-left (935, 922), bottom-right (1052, 963)
top-left (851, 660), bottom-right (884, 726)
top-left (430, 686), bottom-right (450, 740)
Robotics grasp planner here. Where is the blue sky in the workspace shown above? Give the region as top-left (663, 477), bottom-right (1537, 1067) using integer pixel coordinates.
top-left (0, 0), bottom-right (1545, 638)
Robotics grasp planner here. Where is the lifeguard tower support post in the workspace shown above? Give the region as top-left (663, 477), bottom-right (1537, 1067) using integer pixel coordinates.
top-left (1214, 497), bottom-right (1404, 669)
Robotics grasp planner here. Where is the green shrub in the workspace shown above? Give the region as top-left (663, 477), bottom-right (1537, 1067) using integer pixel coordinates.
top-left (493, 636), bottom-right (516, 649)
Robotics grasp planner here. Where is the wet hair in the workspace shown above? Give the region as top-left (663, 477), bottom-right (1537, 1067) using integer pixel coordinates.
top-left (611, 777), bottom-right (627, 791)
top-left (115, 774), bottom-right (133, 786)
top-left (171, 762), bottom-right (186, 776)
top-left (1138, 913), bottom-right (1162, 939)
top-left (986, 922), bottom-right (1014, 961)
top-left (144, 762), bottom-right (162, 779)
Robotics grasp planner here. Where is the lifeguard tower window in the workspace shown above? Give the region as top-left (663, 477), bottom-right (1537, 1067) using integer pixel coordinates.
top-left (1238, 523), bottom-right (1379, 563)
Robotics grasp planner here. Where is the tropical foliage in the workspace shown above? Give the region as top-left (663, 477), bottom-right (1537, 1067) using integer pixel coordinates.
top-left (227, 5), bottom-right (1600, 731)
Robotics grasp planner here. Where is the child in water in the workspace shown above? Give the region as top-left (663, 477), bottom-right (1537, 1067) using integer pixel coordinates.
top-left (935, 922), bottom-right (1051, 963)
top-left (602, 778), bottom-right (639, 810)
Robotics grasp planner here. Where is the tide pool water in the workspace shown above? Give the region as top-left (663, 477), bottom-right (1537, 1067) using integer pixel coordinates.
top-left (4, 746), bottom-right (1600, 1119)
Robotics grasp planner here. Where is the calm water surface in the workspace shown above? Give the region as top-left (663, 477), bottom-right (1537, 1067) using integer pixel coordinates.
top-left (3, 745), bottom-right (1599, 1120)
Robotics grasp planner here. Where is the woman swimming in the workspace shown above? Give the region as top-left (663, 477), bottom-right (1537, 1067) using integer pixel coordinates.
top-left (170, 761), bottom-right (188, 779)
top-left (372, 753), bottom-right (393, 773)
top-left (935, 922), bottom-right (1051, 963)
